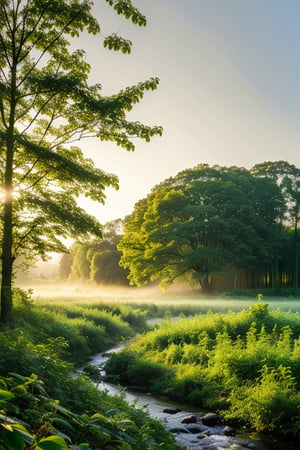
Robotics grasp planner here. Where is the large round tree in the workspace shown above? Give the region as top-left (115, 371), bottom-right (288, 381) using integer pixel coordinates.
top-left (118, 164), bottom-right (284, 293)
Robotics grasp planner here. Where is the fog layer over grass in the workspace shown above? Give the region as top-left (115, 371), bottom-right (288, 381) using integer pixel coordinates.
top-left (18, 281), bottom-right (300, 314)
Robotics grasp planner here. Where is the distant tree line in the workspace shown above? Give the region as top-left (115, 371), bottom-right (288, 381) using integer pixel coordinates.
top-left (57, 219), bottom-right (129, 285)
top-left (119, 161), bottom-right (299, 293)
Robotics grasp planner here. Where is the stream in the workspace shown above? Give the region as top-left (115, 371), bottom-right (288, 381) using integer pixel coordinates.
top-left (83, 345), bottom-right (297, 450)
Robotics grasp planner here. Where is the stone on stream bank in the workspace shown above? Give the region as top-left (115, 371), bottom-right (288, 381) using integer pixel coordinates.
top-left (202, 413), bottom-right (222, 426)
top-left (161, 408), bottom-right (257, 450)
top-left (223, 426), bottom-right (238, 436)
top-left (162, 407), bottom-right (182, 414)
top-left (181, 415), bottom-right (198, 424)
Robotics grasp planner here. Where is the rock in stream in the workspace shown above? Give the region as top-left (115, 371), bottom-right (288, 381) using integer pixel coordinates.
top-left (160, 408), bottom-right (256, 450)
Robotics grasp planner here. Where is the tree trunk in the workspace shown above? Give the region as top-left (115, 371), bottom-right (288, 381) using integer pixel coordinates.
top-left (294, 211), bottom-right (299, 293)
top-left (0, 161), bottom-right (14, 323)
top-left (0, 247), bottom-right (13, 323)
top-left (0, 95), bottom-right (16, 323)
top-left (199, 275), bottom-right (214, 294)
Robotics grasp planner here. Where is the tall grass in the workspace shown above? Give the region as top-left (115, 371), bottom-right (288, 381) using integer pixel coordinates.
top-left (11, 292), bottom-right (148, 363)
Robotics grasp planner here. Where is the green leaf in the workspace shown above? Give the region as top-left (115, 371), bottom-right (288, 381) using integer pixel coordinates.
top-left (50, 417), bottom-right (75, 432)
top-left (0, 427), bottom-right (25, 450)
top-left (0, 389), bottom-right (14, 402)
top-left (8, 374), bottom-right (27, 383)
top-left (47, 400), bottom-right (82, 421)
top-left (11, 385), bottom-right (27, 396)
top-left (1, 423), bottom-right (13, 432)
top-left (105, 408), bottom-right (121, 417)
top-left (37, 435), bottom-right (69, 450)
top-left (10, 424), bottom-right (33, 445)
top-left (4, 403), bottom-right (19, 415)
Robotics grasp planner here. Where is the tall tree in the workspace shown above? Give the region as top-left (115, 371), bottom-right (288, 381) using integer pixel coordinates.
top-left (57, 252), bottom-right (73, 280)
top-left (119, 164), bottom-right (284, 293)
top-left (69, 242), bottom-right (91, 280)
top-left (90, 219), bottom-right (129, 284)
top-left (251, 161), bottom-right (300, 291)
top-left (0, 0), bottom-right (162, 322)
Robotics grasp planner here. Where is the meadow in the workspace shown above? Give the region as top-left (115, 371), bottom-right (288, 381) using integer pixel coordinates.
top-left (28, 280), bottom-right (300, 313)
top-left (3, 285), bottom-right (300, 448)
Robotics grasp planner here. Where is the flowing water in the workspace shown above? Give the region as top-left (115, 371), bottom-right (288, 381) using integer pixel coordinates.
top-left (83, 346), bottom-right (297, 450)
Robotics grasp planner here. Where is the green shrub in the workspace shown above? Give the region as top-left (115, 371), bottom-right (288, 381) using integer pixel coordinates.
top-left (11, 298), bottom-right (147, 363)
top-left (127, 358), bottom-right (173, 389)
top-left (104, 350), bottom-right (137, 384)
top-left (40, 302), bottom-right (148, 333)
top-left (225, 365), bottom-right (300, 433)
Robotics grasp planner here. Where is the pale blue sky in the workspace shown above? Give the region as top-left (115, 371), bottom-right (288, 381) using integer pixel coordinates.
top-left (76, 0), bottom-right (300, 224)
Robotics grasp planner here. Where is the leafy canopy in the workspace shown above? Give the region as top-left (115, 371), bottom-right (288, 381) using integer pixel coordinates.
top-left (118, 164), bottom-right (284, 291)
top-left (0, 0), bottom-right (162, 261)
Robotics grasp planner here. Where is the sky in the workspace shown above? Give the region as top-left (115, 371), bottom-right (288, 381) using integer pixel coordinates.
top-left (74, 0), bottom-right (300, 225)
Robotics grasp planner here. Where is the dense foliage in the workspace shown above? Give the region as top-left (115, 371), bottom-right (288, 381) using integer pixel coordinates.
top-left (57, 220), bottom-right (129, 285)
top-left (119, 162), bottom-right (299, 293)
top-left (0, 292), bottom-right (181, 449)
top-left (105, 303), bottom-right (300, 435)
top-left (0, 0), bottom-right (162, 322)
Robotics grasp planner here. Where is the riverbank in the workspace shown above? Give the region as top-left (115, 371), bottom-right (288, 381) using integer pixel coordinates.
top-left (87, 346), bottom-right (297, 450)
top-left (104, 304), bottom-right (300, 442)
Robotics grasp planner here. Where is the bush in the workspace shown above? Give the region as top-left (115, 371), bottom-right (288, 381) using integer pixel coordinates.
top-left (11, 296), bottom-right (149, 363)
top-left (127, 358), bottom-right (173, 390)
top-left (104, 350), bottom-right (137, 384)
top-left (225, 365), bottom-right (300, 433)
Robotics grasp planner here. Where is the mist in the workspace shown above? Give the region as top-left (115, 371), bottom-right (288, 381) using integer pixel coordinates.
top-left (16, 278), bottom-right (201, 301)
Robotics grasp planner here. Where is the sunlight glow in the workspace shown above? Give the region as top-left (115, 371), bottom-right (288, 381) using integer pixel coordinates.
top-left (0, 187), bottom-right (21, 203)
